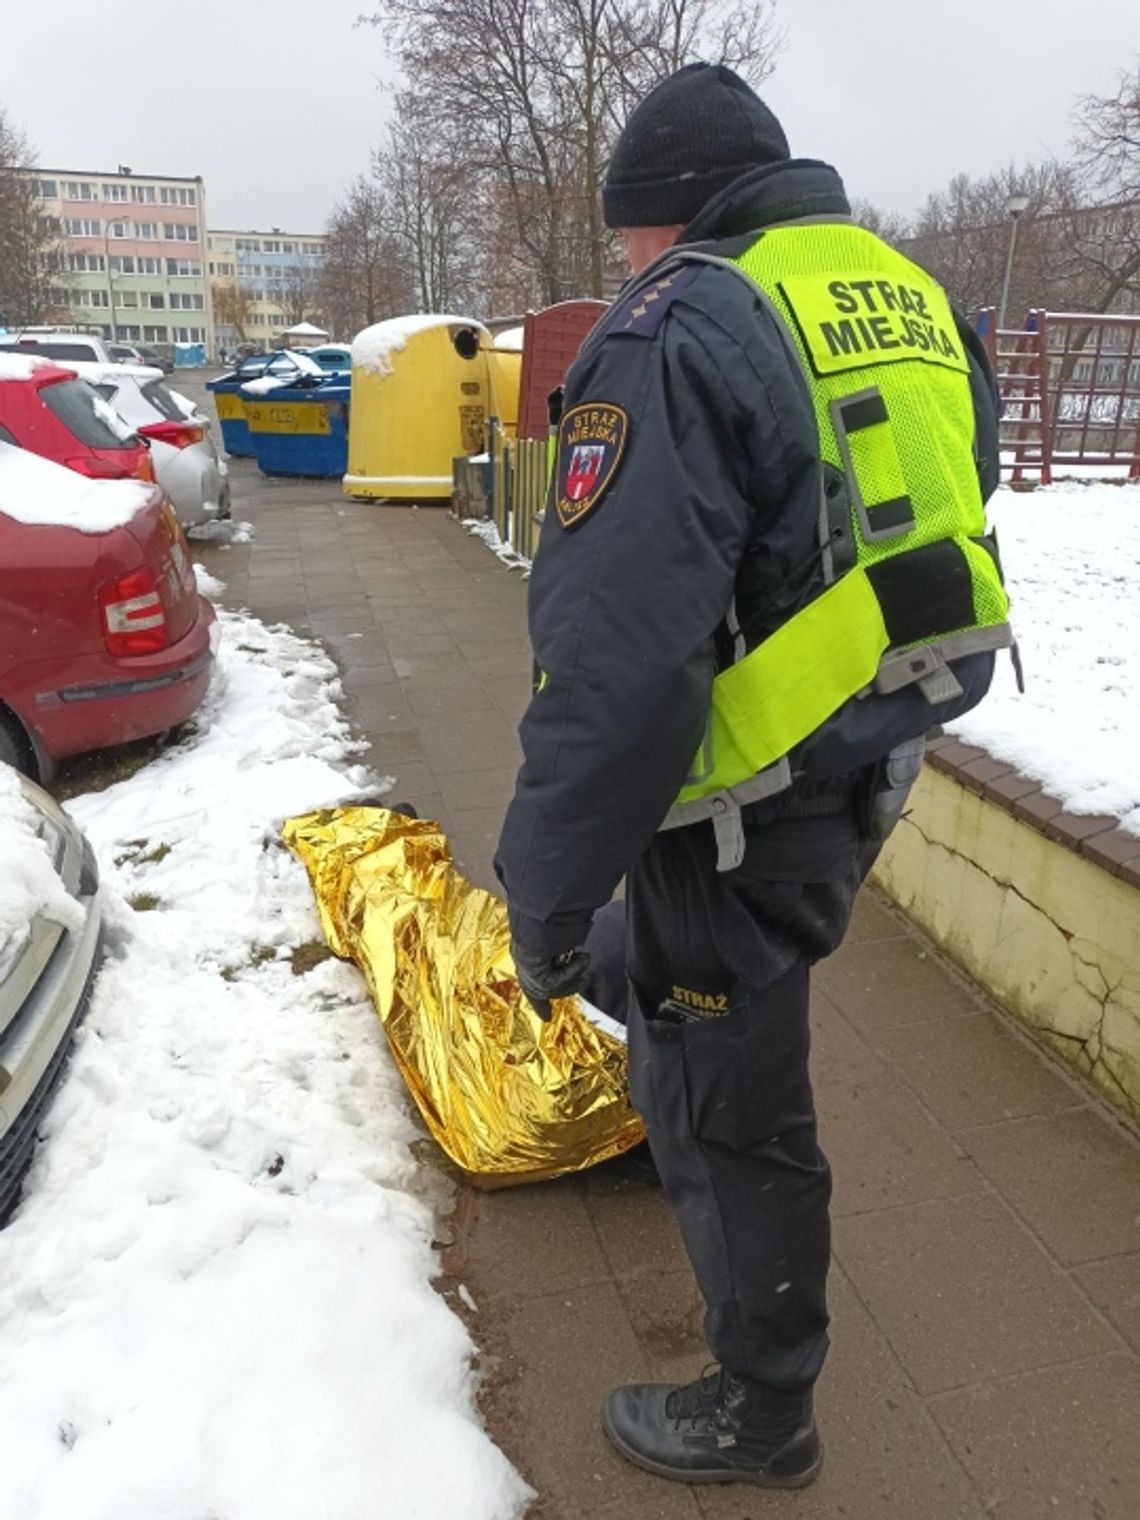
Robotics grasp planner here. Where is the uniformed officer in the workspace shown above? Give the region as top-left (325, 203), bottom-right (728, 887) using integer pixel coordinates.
top-left (495, 63), bottom-right (1007, 1489)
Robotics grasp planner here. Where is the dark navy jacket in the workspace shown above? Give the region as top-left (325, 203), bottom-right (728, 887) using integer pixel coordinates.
top-left (495, 160), bottom-right (999, 958)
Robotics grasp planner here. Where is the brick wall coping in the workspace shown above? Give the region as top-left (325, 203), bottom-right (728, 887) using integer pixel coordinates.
top-left (925, 736), bottom-right (1140, 890)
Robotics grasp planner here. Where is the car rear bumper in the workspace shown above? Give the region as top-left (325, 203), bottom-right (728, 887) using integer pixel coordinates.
top-left (30, 599), bottom-right (217, 762)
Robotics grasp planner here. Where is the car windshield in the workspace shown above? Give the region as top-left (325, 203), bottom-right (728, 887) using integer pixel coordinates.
top-left (40, 378), bottom-right (140, 450)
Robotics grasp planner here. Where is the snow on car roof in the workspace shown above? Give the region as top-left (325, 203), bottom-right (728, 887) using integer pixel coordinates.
top-left (0, 440), bottom-right (154, 533)
top-left (0, 352), bottom-right (61, 381)
top-left (351, 313), bottom-right (489, 375)
top-left (0, 767), bottom-right (85, 981)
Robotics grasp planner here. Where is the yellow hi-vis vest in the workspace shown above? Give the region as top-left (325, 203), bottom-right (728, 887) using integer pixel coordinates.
top-left (661, 221), bottom-right (1012, 866)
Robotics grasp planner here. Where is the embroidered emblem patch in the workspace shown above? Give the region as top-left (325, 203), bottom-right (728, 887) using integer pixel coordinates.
top-left (555, 402), bottom-right (629, 529)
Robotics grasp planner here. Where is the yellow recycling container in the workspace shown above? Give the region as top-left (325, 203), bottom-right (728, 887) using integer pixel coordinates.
top-left (344, 314), bottom-right (492, 501)
top-left (487, 326), bottom-right (523, 440)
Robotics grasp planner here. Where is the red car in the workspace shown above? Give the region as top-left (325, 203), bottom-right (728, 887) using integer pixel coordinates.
top-left (0, 440), bottom-right (216, 781)
top-left (0, 353), bottom-right (156, 483)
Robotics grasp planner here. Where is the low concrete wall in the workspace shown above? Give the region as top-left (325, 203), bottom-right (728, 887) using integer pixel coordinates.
top-left (872, 765), bottom-right (1140, 1123)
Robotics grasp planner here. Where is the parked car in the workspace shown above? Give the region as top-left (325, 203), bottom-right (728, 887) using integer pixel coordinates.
top-left (107, 341), bottom-right (174, 375)
top-left (0, 763), bottom-right (103, 1223)
top-left (305, 344), bottom-right (352, 372)
top-left (0, 331), bottom-right (119, 366)
top-left (0, 353), bottom-right (155, 483)
top-left (0, 440), bottom-right (216, 783)
top-left (74, 361), bottom-right (230, 529)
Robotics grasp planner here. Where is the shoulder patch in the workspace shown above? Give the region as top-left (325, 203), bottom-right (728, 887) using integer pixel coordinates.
top-left (612, 263), bottom-right (703, 339)
top-left (555, 402), bottom-right (629, 530)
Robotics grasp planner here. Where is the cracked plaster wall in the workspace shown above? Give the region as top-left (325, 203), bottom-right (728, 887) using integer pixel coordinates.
top-left (871, 767), bottom-right (1140, 1122)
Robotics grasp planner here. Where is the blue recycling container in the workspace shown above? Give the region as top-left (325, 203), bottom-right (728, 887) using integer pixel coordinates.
top-left (205, 374), bottom-right (254, 457)
top-left (239, 376), bottom-right (350, 477)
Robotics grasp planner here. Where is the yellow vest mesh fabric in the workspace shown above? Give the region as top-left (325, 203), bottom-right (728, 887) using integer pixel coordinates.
top-left (672, 224), bottom-right (1009, 807)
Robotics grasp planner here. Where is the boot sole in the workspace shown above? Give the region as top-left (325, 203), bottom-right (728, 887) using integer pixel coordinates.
top-left (600, 1403), bottom-right (824, 1489)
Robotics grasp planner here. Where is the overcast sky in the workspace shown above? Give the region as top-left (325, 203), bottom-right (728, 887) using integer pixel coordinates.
top-left (1, 0), bottom-right (1135, 235)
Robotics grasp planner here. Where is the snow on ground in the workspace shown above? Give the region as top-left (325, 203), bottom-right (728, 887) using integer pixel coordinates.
top-left (188, 516), bottom-right (254, 545)
top-left (949, 479), bottom-right (1140, 833)
top-left (0, 581), bottom-right (529, 1520)
top-left (465, 516), bottom-right (531, 575)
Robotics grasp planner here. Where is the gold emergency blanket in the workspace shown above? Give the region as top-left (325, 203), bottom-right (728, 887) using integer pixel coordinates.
top-left (283, 806), bottom-right (644, 1187)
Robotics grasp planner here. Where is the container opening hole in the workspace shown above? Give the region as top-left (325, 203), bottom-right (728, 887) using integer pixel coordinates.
top-left (452, 328), bottom-right (480, 360)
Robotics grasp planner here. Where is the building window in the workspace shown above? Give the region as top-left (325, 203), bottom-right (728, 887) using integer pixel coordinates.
top-left (282, 241), bottom-right (295, 254)
top-left (138, 256), bottom-right (161, 274)
top-left (119, 324), bottom-right (142, 340)
top-left (64, 181), bottom-right (95, 200)
top-left (136, 221), bottom-right (158, 239)
top-left (108, 220), bottom-right (129, 239)
top-left (166, 258), bottom-right (202, 277)
top-left (66, 218), bottom-right (102, 237)
top-left (146, 293), bottom-right (166, 309)
top-left (37, 215), bottom-right (62, 235)
top-left (159, 186), bottom-right (197, 207)
top-left (47, 286), bottom-right (69, 305)
top-left (170, 292), bottom-right (205, 310)
top-left (143, 325), bottom-right (166, 342)
top-left (118, 291), bottom-right (139, 308)
top-left (172, 326), bottom-right (205, 343)
top-left (131, 184), bottom-right (157, 203)
top-left (236, 238), bottom-right (260, 253)
top-left (109, 255), bottom-right (136, 274)
top-left (85, 289), bottom-right (110, 308)
top-left (304, 242), bottom-right (322, 257)
top-left (36, 178), bottom-right (58, 198)
top-left (103, 182), bottom-right (128, 202)
top-left (163, 222), bottom-right (200, 242)
top-left (68, 252), bottom-right (107, 272)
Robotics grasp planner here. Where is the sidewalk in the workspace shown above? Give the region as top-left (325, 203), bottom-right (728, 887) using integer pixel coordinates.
top-left (195, 456), bottom-right (1140, 1520)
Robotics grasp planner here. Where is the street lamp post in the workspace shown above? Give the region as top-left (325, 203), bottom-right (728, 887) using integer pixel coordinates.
top-left (997, 191), bottom-right (1031, 330)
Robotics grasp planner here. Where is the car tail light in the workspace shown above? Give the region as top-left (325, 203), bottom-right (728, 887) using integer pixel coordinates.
top-left (137, 419), bottom-right (204, 450)
top-left (66, 455), bottom-right (132, 479)
top-left (98, 567), bottom-right (170, 656)
top-left (131, 451), bottom-right (156, 483)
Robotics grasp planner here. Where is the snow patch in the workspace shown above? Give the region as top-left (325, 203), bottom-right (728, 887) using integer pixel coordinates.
top-left (0, 352), bottom-right (58, 381)
top-left (188, 516), bottom-right (254, 545)
top-left (949, 479), bottom-right (1140, 834)
top-left (0, 440), bottom-right (154, 533)
top-left (0, 610), bottom-right (529, 1520)
top-left (465, 516), bottom-right (531, 576)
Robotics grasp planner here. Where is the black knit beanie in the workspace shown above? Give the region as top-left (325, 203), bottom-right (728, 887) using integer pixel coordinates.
top-left (603, 62), bottom-right (790, 229)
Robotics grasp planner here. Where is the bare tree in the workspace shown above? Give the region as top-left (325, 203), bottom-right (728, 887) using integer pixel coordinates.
top-left (320, 176), bottom-right (413, 337)
top-left (849, 198), bottom-right (912, 247)
top-left (274, 261), bottom-right (324, 328)
top-left (212, 279), bottom-right (253, 343)
top-left (0, 110), bottom-right (64, 327)
top-left (363, 0), bottom-right (782, 304)
top-left (1068, 63), bottom-right (1140, 313)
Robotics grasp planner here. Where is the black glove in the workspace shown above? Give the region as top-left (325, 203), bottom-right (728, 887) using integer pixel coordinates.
top-left (511, 940), bottom-right (592, 1022)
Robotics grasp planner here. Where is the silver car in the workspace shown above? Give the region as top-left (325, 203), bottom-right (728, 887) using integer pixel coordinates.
top-left (75, 361), bottom-right (231, 530)
top-left (1, 767), bottom-right (103, 1223)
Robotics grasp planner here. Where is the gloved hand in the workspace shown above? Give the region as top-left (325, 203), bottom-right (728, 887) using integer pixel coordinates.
top-left (511, 940), bottom-right (592, 1022)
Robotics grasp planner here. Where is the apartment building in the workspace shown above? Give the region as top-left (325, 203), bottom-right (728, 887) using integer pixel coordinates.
top-left (208, 228), bottom-right (326, 349)
top-left (26, 167), bottom-right (213, 354)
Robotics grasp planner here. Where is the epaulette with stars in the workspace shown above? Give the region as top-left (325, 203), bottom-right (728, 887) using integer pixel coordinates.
top-left (612, 263), bottom-right (703, 339)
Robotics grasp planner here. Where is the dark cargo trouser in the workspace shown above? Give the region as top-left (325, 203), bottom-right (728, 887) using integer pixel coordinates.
top-left (625, 797), bottom-right (863, 1392)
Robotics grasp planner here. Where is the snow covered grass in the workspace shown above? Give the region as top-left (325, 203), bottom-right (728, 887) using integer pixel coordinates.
top-left (0, 578), bottom-right (528, 1520)
top-left (950, 479), bottom-right (1140, 834)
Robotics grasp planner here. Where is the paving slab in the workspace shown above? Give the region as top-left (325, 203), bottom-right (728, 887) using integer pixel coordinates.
top-left (187, 457), bottom-right (1140, 1519)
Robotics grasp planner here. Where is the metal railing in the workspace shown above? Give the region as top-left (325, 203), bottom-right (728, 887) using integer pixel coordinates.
top-left (979, 307), bottom-right (1140, 482)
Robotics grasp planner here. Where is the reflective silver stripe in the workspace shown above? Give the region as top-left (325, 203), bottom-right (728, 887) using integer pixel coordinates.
top-left (873, 624), bottom-right (1013, 699)
top-left (725, 598), bottom-right (746, 663)
top-left (661, 757), bottom-right (794, 872)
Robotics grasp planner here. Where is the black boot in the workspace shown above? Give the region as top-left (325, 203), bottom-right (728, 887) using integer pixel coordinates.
top-left (601, 1365), bottom-right (822, 1488)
